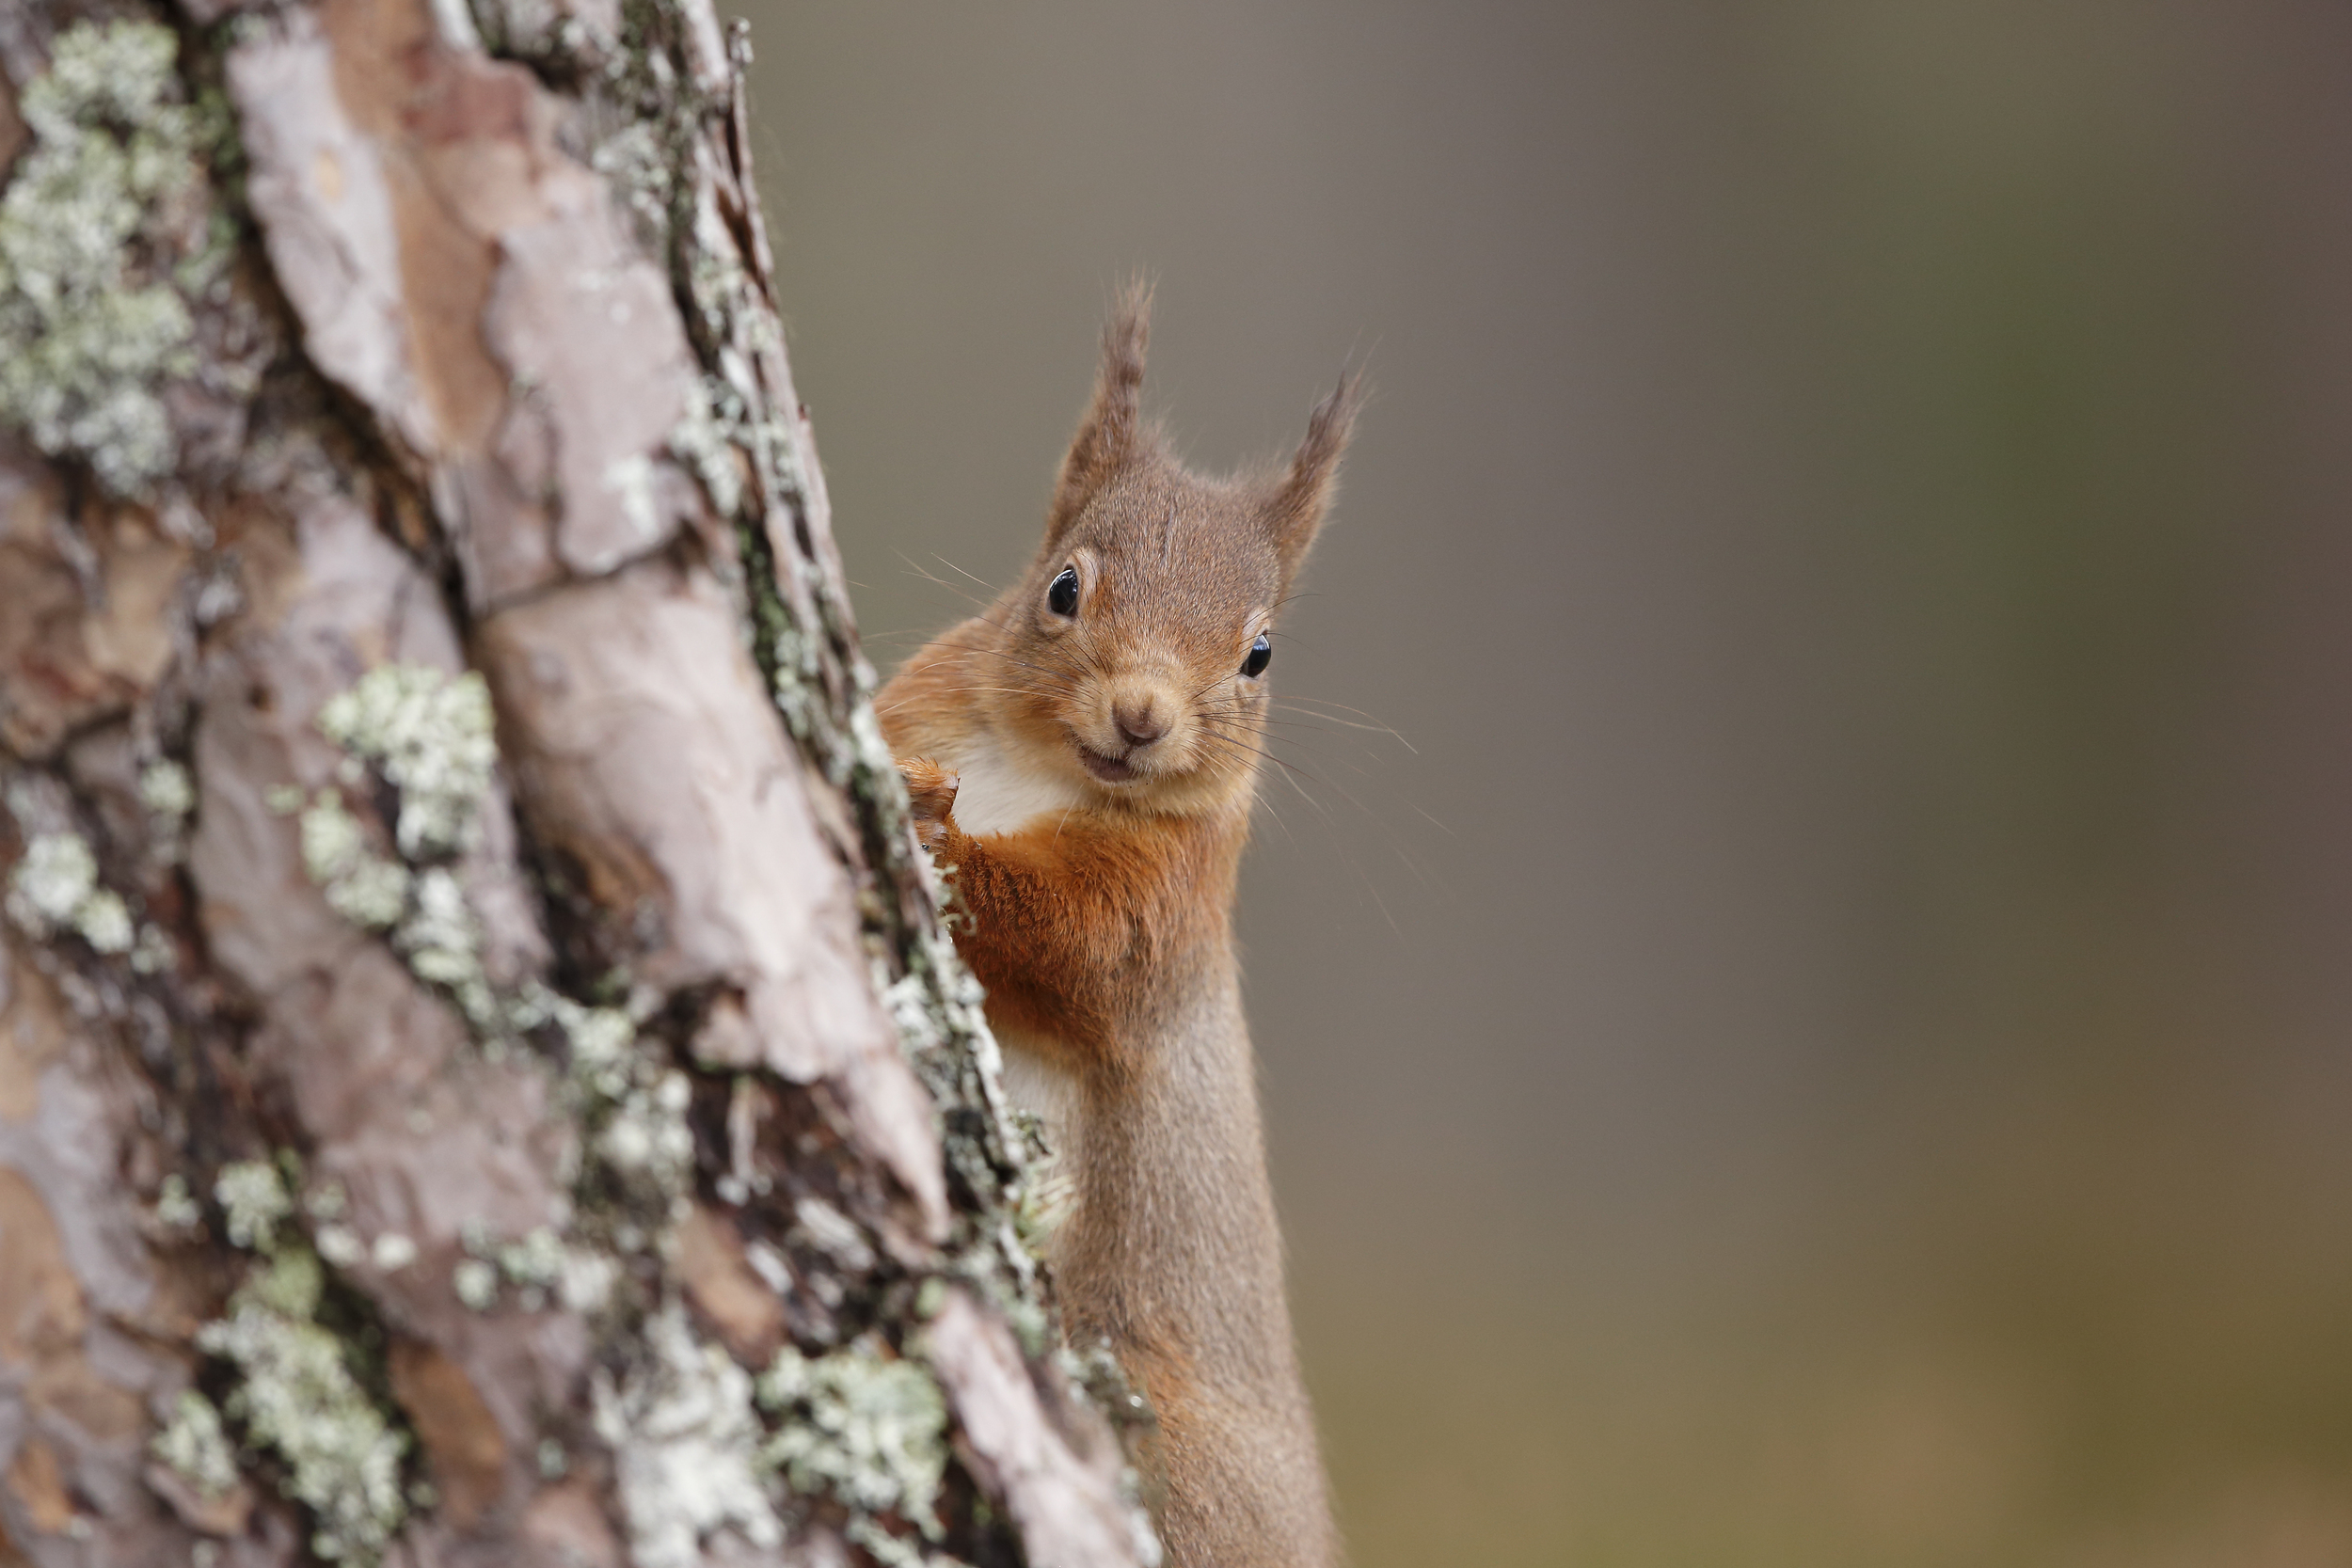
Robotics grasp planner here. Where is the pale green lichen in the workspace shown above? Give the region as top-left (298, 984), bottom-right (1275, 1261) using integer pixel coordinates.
top-left (130, 922), bottom-right (175, 974)
top-left (601, 452), bottom-right (660, 539)
top-left (300, 667), bottom-right (510, 1026)
top-left (72, 886), bottom-right (135, 953)
top-left (589, 120), bottom-right (671, 241)
top-left (508, 980), bottom-right (696, 1212)
top-left (246, 1245), bottom-right (326, 1318)
top-left (215, 1160), bottom-right (293, 1251)
top-left (400, 866), bottom-right (472, 970)
top-left (300, 791), bottom-right (412, 931)
top-left (456, 1216), bottom-right (589, 1315)
top-left (370, 1232), bottom-right (418, 1273)
top-left (593, 1305), bottom-right (783, 1568)
top-left (198, 1156), bottom-right (415, 1560)
top-left (755, 1341), bottom-right (949, 1538)
top-left (138, 759), bottom-right (196, 820)
top-left (667, 377), bottom-right (745, 518)
top-left (557, 1259), bottom-right (616, 1316)
top-left (469, 0), bottom-right (621, 72)
top-left (296, 792), bottom-right (366, 879)
top-left (597, 1069), bottom-right (694, 1189)
top-left (151, 1389), bottom-right (239, 1499)
top-left (0, 21), bottom-right (229, 496)
top-left (559, 1248), bottom-right (618, 1314)
top-left (497, 1226), bottom-right (565, 1289)
top-left (153, 1174), bottom-right (203, 1234)
top-left (395, 866), bottom-right (496, 1027)
top-left (314, 1225), bottom-right (365, 1269)
top-left (316, 665), bottom-right (498, 859)
top-left (516, 983), bottom-right (636, 1100)
top-left (198, 1256), bottom-right (408, 1563)
top-left (452, 1259), bottom-right (500, 1310)
top-left (6, 830), bottom-right (135, 953)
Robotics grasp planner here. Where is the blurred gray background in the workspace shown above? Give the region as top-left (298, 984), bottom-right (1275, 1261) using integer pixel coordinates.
top-left (739, 3), bottom-right (2352, 1562)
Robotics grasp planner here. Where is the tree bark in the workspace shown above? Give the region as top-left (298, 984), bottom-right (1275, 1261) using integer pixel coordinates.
top-left (0, 5), bottom-right (1154, 1566)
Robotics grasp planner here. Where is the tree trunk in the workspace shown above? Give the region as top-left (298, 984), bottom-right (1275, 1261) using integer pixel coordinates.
top-left (0, 5), bottom-right (1154, 1565)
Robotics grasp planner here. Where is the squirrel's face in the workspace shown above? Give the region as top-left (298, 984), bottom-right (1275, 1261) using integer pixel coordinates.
top-left (992, 472), bottom-right (1288, 808)
top-left (977, 285), bottom-right (1359, 814)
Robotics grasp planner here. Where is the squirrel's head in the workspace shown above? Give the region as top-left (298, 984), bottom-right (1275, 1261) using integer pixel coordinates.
top-left (982, 283), bottom-right (1360, 813)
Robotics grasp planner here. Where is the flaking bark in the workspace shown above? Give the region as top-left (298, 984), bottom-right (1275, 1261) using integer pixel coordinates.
top-left (0, 4), bottom-right (1155, 1565)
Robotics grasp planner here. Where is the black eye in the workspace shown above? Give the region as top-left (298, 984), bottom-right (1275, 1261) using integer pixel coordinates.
top-left (1242, 633), bottom-right (1272, 678)
top-left (1047, 565), bottom-right (1079, 616)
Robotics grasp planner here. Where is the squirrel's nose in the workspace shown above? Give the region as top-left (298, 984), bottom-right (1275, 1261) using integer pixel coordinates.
top-left (1113, 701), bottom-right (1168, 746)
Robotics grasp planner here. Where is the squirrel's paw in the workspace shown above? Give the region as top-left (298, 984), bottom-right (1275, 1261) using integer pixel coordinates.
top-left (898, 757), bottom-right (961, 850)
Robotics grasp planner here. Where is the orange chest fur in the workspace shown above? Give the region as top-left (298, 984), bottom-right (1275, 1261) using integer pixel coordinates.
top-left (955, 806), bottom-right (1235, 1061)
top-left (881, 646), bottom-right (1248, 1069)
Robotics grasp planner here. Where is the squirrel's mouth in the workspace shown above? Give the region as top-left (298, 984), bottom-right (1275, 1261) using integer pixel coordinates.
top-left (1078, 745), bottom-right (1140, 784)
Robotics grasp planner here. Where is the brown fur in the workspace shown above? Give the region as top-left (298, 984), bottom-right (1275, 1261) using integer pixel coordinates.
top-left (881, 283), bottom-right (1358, 1567)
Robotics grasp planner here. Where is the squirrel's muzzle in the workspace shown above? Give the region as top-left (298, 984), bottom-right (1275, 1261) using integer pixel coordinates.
top-left (1113, 698), bottom-right (1168, 746)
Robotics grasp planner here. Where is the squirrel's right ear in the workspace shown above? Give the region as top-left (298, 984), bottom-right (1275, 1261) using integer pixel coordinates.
top-left (1262, 369), bottom-right (1363, 579)
top-left (1046, 279), bottom-right (1153, 543)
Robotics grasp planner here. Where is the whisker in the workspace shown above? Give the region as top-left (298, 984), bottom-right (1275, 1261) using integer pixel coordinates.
top-left (1269, 753), bottom-right (1342, 828)
top-left (1189, 731), bottom-right (1282, 768)
top-left (875, 685), bottom-right (1069, 718)
top-left (893, 549), bottom-right (993, 609)
top-left (1271, 697), bottom-right (1416, 752)
top-left (1252, 792), bottom-right (1298, 846)
top-left (931, 554), bottom-right (999, 592)
top-left (1271, 693), bottom-right (1400, 723)
top-left (952, 644), bottom-right (1081, 681)
top-left (862, 626), bottom-right (959, 644)
top-left (1200, 718), bottom-right (1407, 840)
top-left (1359, 866), bottom-right (1404, 940)
top-left (946, 661), bottom-right (1080, 696)
top-left (1243, 716), bottom-right (1397, 752)
top-left (1194, 705), bottom-right (1384, 752)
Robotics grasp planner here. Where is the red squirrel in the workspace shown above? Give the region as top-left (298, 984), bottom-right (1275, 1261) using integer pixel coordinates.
top-left (880, 286), bottom-right (1356, 1567)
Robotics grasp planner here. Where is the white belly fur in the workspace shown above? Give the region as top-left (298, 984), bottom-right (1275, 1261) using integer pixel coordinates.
top-left (947, 734), bottom-right (1088, 836)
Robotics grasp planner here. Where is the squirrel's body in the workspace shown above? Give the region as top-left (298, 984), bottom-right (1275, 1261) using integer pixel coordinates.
top-left (880, 290), bottom-right (1355, 1567)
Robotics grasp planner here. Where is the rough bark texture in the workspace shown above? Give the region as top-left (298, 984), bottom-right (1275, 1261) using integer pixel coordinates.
top-left (0, 4), bottom-right (1156, 1565)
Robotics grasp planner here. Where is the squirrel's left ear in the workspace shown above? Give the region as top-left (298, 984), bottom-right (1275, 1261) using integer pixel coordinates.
top-left (1262, 370), bottom-right (1363, 578)
top-left (1047, 279), bottom-right (1154, 546)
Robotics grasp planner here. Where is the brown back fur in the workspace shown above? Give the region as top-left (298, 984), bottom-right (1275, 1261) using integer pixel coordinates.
top-left (880, 283), bottom-right (1358, 1567)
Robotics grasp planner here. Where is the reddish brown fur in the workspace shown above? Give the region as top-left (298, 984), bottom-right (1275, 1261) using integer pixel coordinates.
top-left (881, 284), bottom-right (1358, 1567)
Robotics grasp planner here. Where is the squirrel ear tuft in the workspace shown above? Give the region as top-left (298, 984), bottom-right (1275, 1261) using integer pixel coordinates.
top-left (1263, 368), bottom-right (1363, 577)
top-left (1047, 277), bottom-right (1154, 540)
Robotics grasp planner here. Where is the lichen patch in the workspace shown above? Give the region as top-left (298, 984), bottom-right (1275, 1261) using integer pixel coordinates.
top-left (315, 665), bottom-right (499, 860)
top-left (213, 1160), bottom-right (293, 1251)
top-left (150, 1389), bottom-right (238, 1499)
top-left (0, 21), bottom-right (231, 496)
top-left (5, 830), bottom-right (135, 954)
top-left (755, 1339), bottom-right (949, 1537)
top-left (593, 1304), bottom-right (783, 1568)
top-left (198, 1276), bottom-right (409, 1563)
